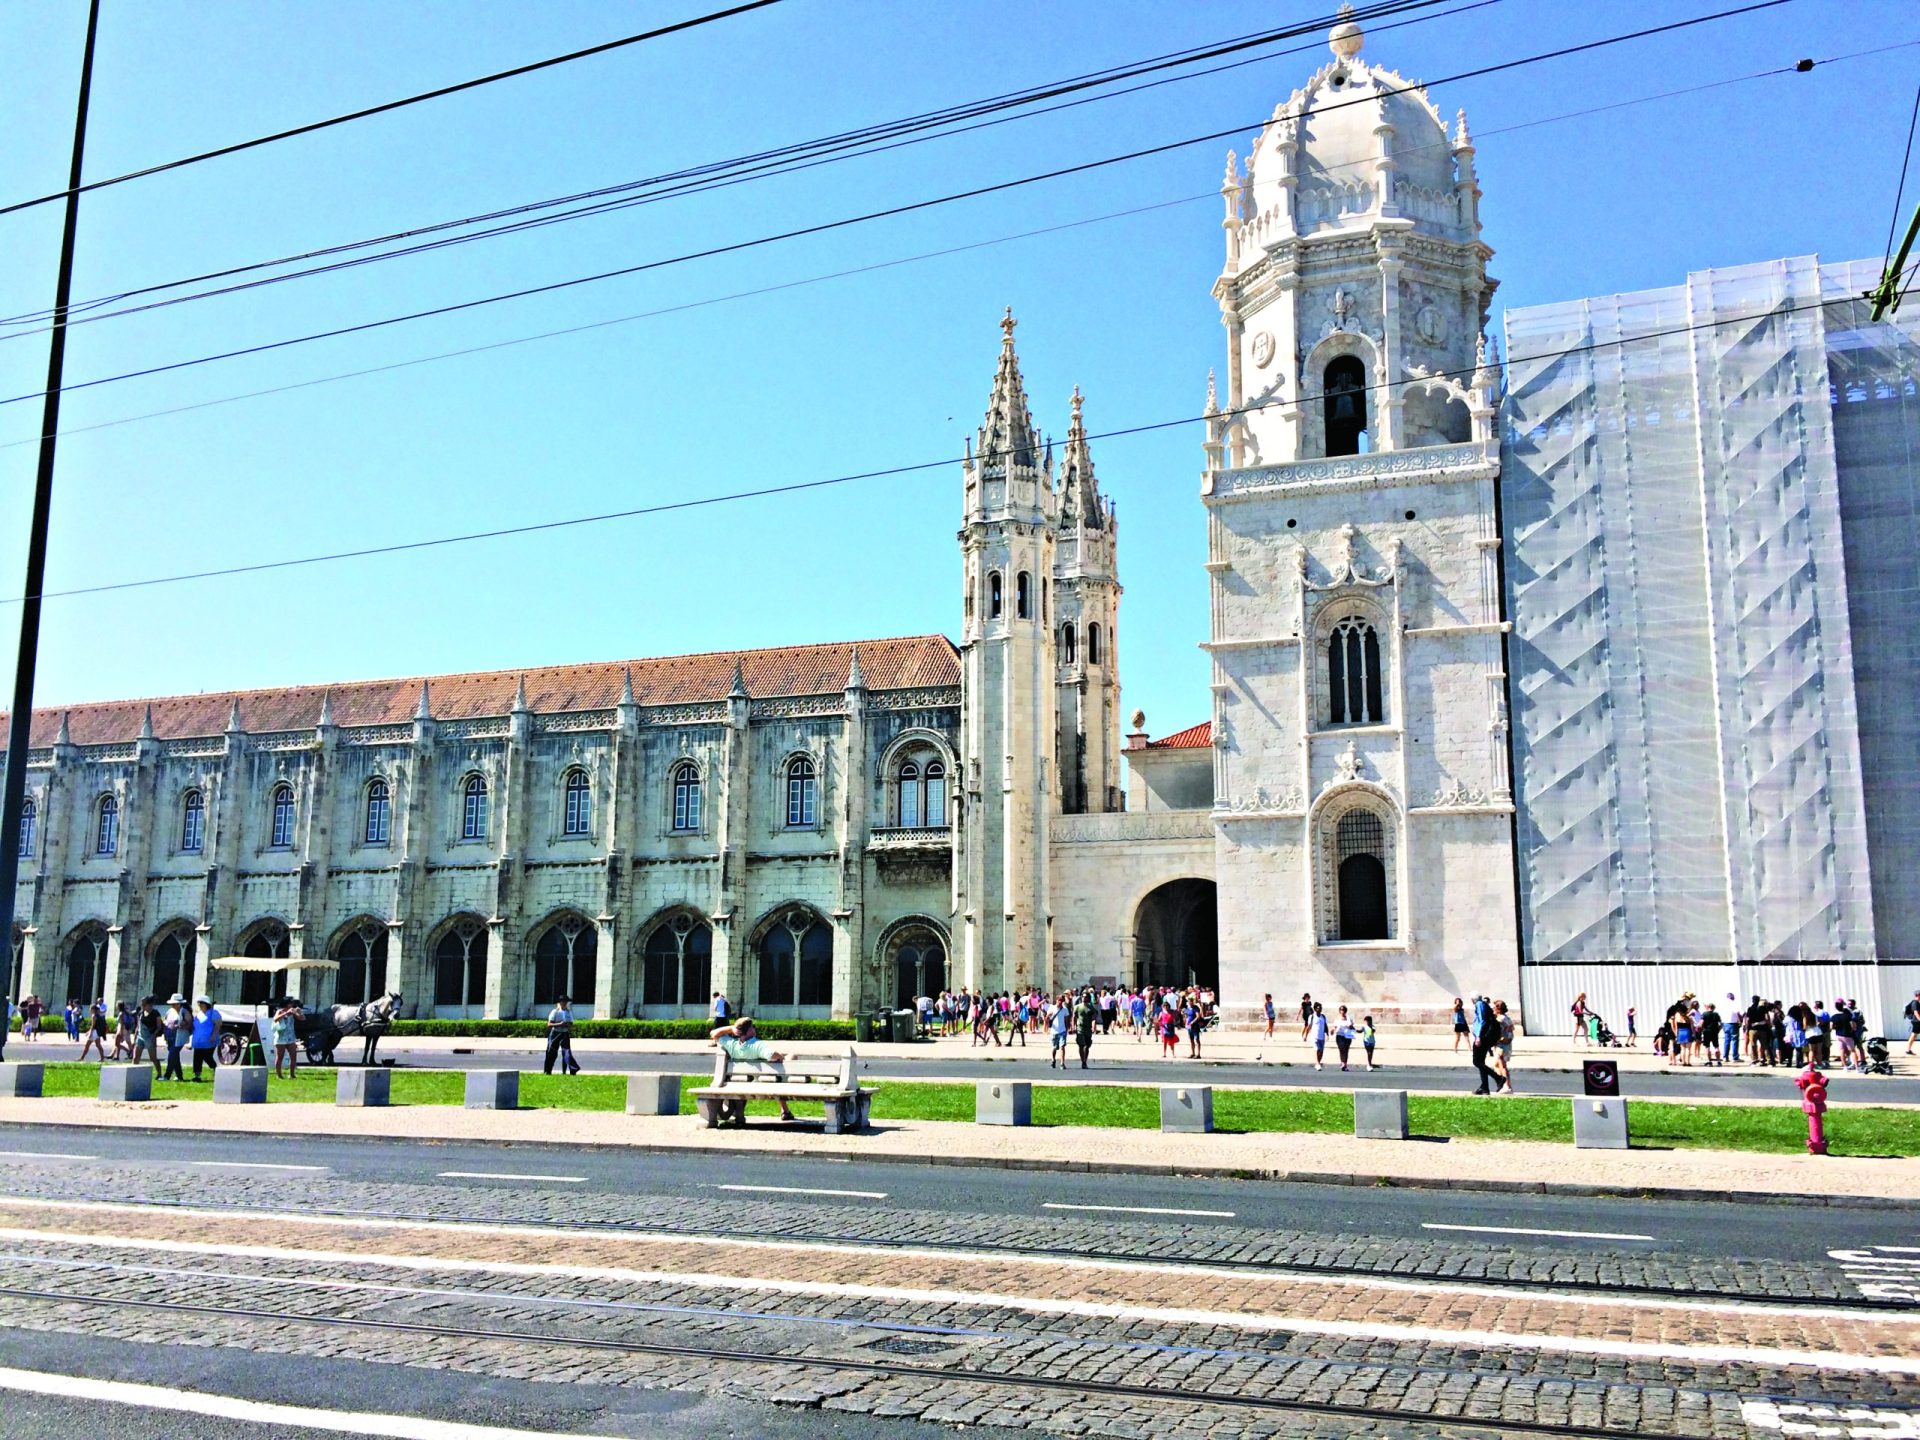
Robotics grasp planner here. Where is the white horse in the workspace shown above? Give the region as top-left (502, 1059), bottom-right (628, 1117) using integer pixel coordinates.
top-left (310, 991), bottom-right (403, 1065)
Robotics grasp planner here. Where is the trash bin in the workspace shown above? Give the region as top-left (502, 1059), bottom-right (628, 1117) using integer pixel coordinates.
top-left (889, 1009), bottom-right (916, 1044)
top-left (855, 1014), bottom-right (876, 1044)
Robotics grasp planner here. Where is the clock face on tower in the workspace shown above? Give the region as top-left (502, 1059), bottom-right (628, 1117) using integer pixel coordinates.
top-left (1251, 331), bottom-right (1276, 369)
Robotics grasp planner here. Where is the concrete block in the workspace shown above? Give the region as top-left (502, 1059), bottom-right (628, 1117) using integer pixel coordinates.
top-left (0, 1063), bottom-right (43, 1098)
top-left (1160, 1085), bottom-right (1213, 1133)
top-left (98, 1065), bottom-right (152, 1102)
top-left (465, 1070), bottom-right (519, 1110)
top-left (625, 1073), bottom-right (681, 1116)
top-left (976, 1080), bottom-right (1031, 1126)
top-left (1354, 1088), bottom-right (1409, 1140)
top-left (336, 1068), bottom-right (390, 1107)
top-left (214, 1066), bottom-right (268, 1105)
top-left (1573, 1096), bottom-right (1629, 1150)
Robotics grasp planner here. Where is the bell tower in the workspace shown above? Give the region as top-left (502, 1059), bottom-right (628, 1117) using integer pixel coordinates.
top-left (956, 309), bottom-right (1057, 994)
top-left (1053, 387), bottom-right (1121, 814)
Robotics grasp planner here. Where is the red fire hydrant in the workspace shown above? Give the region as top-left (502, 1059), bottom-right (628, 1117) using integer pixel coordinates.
top-left (1795, 1063), bottom-right (1829, 1155)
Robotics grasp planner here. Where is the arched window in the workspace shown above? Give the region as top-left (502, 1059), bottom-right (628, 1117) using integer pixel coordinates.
top-left (17, 798), bottom-right (34, 859)
top-left (1062, 623), bottom-right (1077, 665)
top-left (180, 790), bottom-right (204, 853)
top-left (532, 914), bottom-right (597, 1009)
top-left (1334, 810), bottom-right (1390, 941)
top-left (890, 929), bottom-right (948, 1010)
top-left (1327, 616), bottom-right (1385, 725)
top-left (642, 913), bottom-right (713, 1011)
top-left (94, 795), bottom-right (118, 856)
top-left (461, 774), bottom-right (488, 841)
top-left (671, 762), bottom-right (702, 832)
top-left (1324, 355), bottom-right (1369, 457)
top-left (150, 924), bottom-right (197, 1005)
top-left (269, 783), bottom-right (295, 848)
top-left (240, 921), bottom-right (289, 1006)
top-left (988, 571), bottom-right (1003, 618)
top-left (897, 761), bottom-right (920, 828)
top-left (1087, 623), bottom-right (1103, 666)
top-left (925, 761), bottom-right (946, 827)
top-left (66, 923), bottom-right (107, 1004)
top-left (334, 920), bottom-right (390, 1005)
top-left (894, 756), bottom-right (947, 828)
top-left (562, 768), bottom-right (592, 836)
top-left (1016, 571), bottom-right (1032, 619)
top-left (364, 778), bottom-right (391, 845)
top-left (757, 908), bottom-right (834, 1010)
top-left (785, 756), bottom-right (817, 828)
top-left (433, 916), bottom-right (488, 1014)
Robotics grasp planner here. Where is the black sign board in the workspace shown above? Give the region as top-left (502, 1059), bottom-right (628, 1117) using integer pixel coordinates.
top-left (1583, 1060), bottom-right (1620, 1097)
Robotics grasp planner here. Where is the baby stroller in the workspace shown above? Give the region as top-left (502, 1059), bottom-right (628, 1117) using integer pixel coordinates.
top-left (1864, 1037), bottom-right (1894, 1077)
top-left (1589, 1010), bottom-right (1620, 1048)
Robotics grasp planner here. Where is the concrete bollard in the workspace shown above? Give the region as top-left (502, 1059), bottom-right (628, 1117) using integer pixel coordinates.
top-left (1160, 1085), bottom-right (1213, 1133)
top-left (98, 1064), bottom-right (152, 1102)
top-left (336, 1068), bottom-right (390, 1107)
top-left (1354, 1088), bottom-right (1410, 1140)
top-left (1573, 1096), bottom-right (1629, 1150)
top-left (626, 1073), bottom-right (681, 1116)
top-left (0, 1063), bottom-right (44, 1098)
top-left (465, 1070), bottom-right (519, 1110)
top-left (976, 1080), bottom-right (1031, 1126)
top-left (214, 1065), bottom-right (268, 1105)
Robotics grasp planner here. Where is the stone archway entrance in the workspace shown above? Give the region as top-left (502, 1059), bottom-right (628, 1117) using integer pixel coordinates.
top-left (1132, 879), bottom-right (1218, 993)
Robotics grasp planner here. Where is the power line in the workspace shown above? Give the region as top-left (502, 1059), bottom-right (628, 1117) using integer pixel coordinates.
top-left (6, 277), bottom-right (1904, 610)
top-left (0, 0), bottom-right (1470, 334)
top-left (10, 35), bottom-right (1894, 456)
top-left (0, 0), bottom-right (788, 221)
top-left (1885, 79), bottom-right (1920, 267)
top-left (0, 1), bottom-right (1797, 412)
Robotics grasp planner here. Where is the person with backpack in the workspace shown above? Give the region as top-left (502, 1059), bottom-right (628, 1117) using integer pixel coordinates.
top-left (1470, 997), bottom-right (1502, 1095)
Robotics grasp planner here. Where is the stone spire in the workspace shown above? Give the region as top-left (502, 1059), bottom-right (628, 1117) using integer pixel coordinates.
top-left (138, 704), bottom-right (155, 739)
top-left (316, 689), bottom-right (334, 728)
top-left (55, 710), bottom-right (71, 746)
top-left (976, 307), bottom-right (1041, 479)
top-left (728, 661), bottom-right (749, 700)
top-left (225, 698), bottom-right (243, 733)
top-left (414, 681), bottom-right (431, 721)
top-left (618, 666), bottom-right (635, 707)
top-left (845, 645), bottom-right (865, 691)
top-left (510, 674), bottom-right (529, 714)
top-left (1058, 386), bottom-right (1105, 530)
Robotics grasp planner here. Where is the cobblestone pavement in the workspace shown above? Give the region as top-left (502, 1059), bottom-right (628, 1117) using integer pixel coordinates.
top-left (0, 1165), bottom-right (1914, 1439)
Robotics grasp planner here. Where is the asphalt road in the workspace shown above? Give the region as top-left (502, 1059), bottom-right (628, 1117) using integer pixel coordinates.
top-left (1, 1123), bottom-right (1909, 1267)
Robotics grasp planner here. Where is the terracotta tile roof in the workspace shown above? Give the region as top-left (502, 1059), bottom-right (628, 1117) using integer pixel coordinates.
top-left (6, 635), bottom-right (959, 748)
top-left (1145, 721), bottom-right (1211, 750)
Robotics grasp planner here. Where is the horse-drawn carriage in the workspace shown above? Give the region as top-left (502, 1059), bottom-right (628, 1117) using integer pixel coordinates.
top-left (206, 956), bottom-right (402, 1066)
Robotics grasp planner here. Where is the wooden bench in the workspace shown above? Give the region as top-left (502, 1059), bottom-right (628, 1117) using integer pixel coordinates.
top-left (691, 1046), bottom-right (875, 1135)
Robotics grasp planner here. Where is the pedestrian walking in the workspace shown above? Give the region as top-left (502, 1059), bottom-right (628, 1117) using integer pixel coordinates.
top-left (710, 992), bottom-right (730, 1023)
top-left (161, 994), bottom-right (187, 1082)
top-left (1470, 997), bottom-right (1502, 1094)
top-left (544, 995), bottom-right (581, 1075)
top-left (271, 999), bottom-right (302, 1079)
top-left (1184, 996), bottom-right (1204, 1058)
top-left (1307, 1002), bottom-right (1328, 1070)
top-left (1571, 992), bottom-right (1589, 1046)
top-left (1906, 990), bottom-right (1920, 1057)
top-left (189, 997), bottom-right (221, 1080)
top-left (1625, 1006), bottom-right (1637, 1046)
top-left (78, 1000), bottom-right (109, 1061)
top-left (1361, 1015), bottom-right (1378, 1070)
top-left (112, 1000), bottom-right (137, 1061)
top-left (1073, 989), bottom-right (1096, 1070)
top-left (19, 994), bottom-right (40, 1042)
top-left (1333, 1006), bottom-right (1355, 1071)
top-left (1451, 997), bottom-right (1468, 1052)
top-left (1493, 1001), bottom-right (1517, 1093)
top-left (1048, 995), bottom-right (1070, 1068)
top-left (1298, 993), bottom-right (1314, 1041)
top-left (63, 1001), bottom-right (79, 1042)
top-left (1262, 992), bottom-right (1276, 1040)
top-left (135, 995), bottom-right (162, 1074)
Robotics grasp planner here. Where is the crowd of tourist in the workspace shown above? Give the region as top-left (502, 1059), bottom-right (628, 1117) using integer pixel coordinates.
top-left (0, 990), bottom-right (231, 1079)
top-left (919, 985), bottom-right (1222, 1065)
top-left (1570, 990), bottom-right (1890, 1073)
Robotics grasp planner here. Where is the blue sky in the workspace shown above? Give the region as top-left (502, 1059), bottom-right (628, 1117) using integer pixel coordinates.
top-left (0, 0), bottom-right (1912, 739)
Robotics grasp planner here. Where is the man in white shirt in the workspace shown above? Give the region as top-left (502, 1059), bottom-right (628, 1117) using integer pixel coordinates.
top-left (710, 1017), bottom-right (795, 1123)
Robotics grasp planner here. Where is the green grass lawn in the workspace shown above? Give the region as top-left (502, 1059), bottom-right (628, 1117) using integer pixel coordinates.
top-left (22, 1062), bottom-right (1918, 1158)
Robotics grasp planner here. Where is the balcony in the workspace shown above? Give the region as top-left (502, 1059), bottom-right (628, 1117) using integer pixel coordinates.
top-left (869, 826), bottom-right (952, 853)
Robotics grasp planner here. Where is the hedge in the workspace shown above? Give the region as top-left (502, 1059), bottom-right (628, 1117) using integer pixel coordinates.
top-left (384, 1018), bottom-right (858, 1041)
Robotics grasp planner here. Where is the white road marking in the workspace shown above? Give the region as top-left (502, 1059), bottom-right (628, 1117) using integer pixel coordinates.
top-left (1043, 1202), bottom-right (1236, 1219)
top-left (0, 1363), bottom-right (634, 1439)
top-left (0, 1151), bottom-right (95, 1162)
top-left (1743, 1398), bottom-right (1920, 1437)
top-left (0, 1212), bottom-right (1910, 1377)
top-left (714, 1183), bottom-right (886, 1199)
top-left (186, 1161), bottom-right (326, 1172)
top-left (1423, 1222), bottom-right (1654, 1242)
top-left (1830, 1246), bottom-right (1920, 1303)
top-left (438, 1171), bottom-right (584, 1184)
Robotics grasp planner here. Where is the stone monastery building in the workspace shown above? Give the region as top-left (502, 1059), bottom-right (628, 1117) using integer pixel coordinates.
top-left (8, 14), bottom-right (1920, 1029)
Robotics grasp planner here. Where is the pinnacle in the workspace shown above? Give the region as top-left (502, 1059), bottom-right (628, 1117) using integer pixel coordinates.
top-left (977, 307), bottom-right (1041, 477)
top-left (1060, 385), bottom-right (1104, 529)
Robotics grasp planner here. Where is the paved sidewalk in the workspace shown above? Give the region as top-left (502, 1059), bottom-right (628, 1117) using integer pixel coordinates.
top-left (2, 1094), bottom-right (1914, 1204)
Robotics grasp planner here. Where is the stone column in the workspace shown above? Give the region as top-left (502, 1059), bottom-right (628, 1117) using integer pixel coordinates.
top-left (713, 670), bottom-right (755, 1009)
top-left (1377, 255), bottom-right (1405, 451)
top-left (395, 689), bottom-right (435, 1016)
top-left (835, 660), bottom-right (869, 1016)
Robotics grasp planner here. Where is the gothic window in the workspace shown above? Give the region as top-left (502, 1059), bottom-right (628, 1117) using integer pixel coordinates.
top-left (180, 789), bottom-right (204, 853)
top-left (785, 756), bottom-right (817, 828)
top-left (1324, 355), bottom-right (1369, 457)
top-left (898, 761), bottom-right (919, 828)
top-left (269, 783), bottom-right (295, 848)
top-left (1334, 810), bottom-right (1389, 941)
top-left (641, 913), bottom-right (712, 1009)
top-left (334, 920), bottom-right (389, 1005)
top-left (240, 921), bottom-right (289, 1005)
top-left (433, 916), bottom-right (488, 1010)
top-left (924, 761), bottom-right (946, 827)
top-left (562, 768), bottom-right (592, 836)
top-left (890, 928), bottom-right (947, 1009)
top-left (988, 571), bottom-right (1003, 618)
top-left (66, 923), bottom-right (107, 1004)
top-left (1327, 616), bottom-right (1385, 725)
top-left (1062, 623), bottom-right (1076, 665)
top-left (150, 924), bottom-right (196, 1003)
top-left (364, 778), bottom-right (391, 846)
top-left (532, 914), bottom-right (597, 1008)
top-left (461, 774), bottom-right (488, 841)
top-left (94, 795), bottom-right (118, 856)
top-left (17, 798), bottom-right (33, 859)
top-left (1016, 571), bottom-right (1032, 619)
top-left (1087, 623), bottom-right (1103, 666)
top-left (757, 908), bottom-right (833, 1010)
top-left (671, 762), bottom-right (702, 832)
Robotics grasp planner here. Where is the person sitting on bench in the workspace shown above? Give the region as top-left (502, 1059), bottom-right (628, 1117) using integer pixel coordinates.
top-left (708, 1017), bottom-right (797, 1124)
